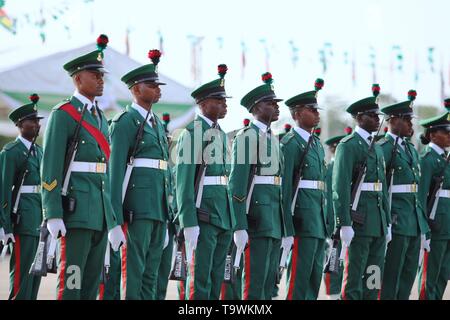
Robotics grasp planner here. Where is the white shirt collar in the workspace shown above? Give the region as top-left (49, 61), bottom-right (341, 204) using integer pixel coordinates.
top-left (197, 112), bottom-right (215, 128)
top-left (131, 102), bottom-right (154, 126)
top-left (355, 126), bottom-right (373, 145)
top-left (18, 135), bottom-right (32, 150)
top-left (73, 90), bottom-right (95, 111)
top-left (430, 143), bottom-right (445, 156)
top-left (294, 126), bottom-right (311, 142)
top-left (387, 132), bottom-right (405, 150)
top-left (253, 119), bottom-right (270, 133)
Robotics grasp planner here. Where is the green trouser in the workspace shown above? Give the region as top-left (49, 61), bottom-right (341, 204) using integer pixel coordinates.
top-left (101, 248), bottom-right (121, 300)
top-left (418, 239), bottom-right (450, 300)
top-left (8, 234), bottom-right (41, 300)
top-left (186, 222), bottom-right (232, 300)
top-left (56, 228), bottom-right (107, 300)
top-left (341, 235), bottom-right (386, 300)
top-left (380, 234), bottom-right (420, 300)
top-left (242, 237), bottom-right (281, 300)
top-left (323, 240), bottom-right (343, 296)
top-left (120, 219), bottom-right (165, 300)
top-left (156, 222), bottom-right (175, 300)
top-left (286, 237), bottom-right (326, 300)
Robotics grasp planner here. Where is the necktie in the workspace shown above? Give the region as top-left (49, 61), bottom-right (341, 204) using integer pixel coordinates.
top-left (150, 115), bottom-right (156, 128)
top-left (30, 145), bottom-right (36, 157)
top-left (91, 105), bottom-right (100, 126)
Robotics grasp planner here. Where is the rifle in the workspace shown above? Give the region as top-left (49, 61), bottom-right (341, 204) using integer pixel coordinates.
top-left (349, 118), bottom-right (385, 225)
top-left (385, 135), bottom-right (400, 209)
top-left (427, 152), bottom-right (450, 232)
top-left (10, 130), bottom-right (40, 226)
top-left (61, 103), bottom-right (89, 212)
top-left (29, 221), bottom-right (57, 276)
top-left (223, 243), bottom-right (236, 284)
top-left (169, 229), bottom-right (187, 281)
top-left (324, 227), bottom-right (341, 274)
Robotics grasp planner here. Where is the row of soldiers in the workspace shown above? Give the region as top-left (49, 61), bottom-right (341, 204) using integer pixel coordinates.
top-left (0, 34), bottom-right (449, 300)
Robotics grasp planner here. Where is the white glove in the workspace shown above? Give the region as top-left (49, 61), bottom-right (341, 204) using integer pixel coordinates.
top-left (281, 236), bottom-right (294, 251)
top-left (421, 234), bottom-right (431, 252)
top-left (1, 233), bottom-right (15, 245)
top-left (184, 226), bottom-right (200, 251)
top-left (0, 227), bottom-right (5, 242)
top-left (386, 224), bottom-right (392, 244)
top-left (233, 230), bottom-right (248, 251)
top-left (47, 218), bottom-right (66, 239)
top-left (163, 227), bottom-right (169, 250)
top-left (340, 226), bottom-right (355, 247)
top-left (108, 225), bottom-right (126, 252)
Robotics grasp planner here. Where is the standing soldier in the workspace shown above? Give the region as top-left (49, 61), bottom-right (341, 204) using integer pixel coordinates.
top-left (108, 49), bottom-right (170, 300)
top-left (379, 90), bottom-right (429, 300)
top-left (176, 64), bottom-right (235, 300)
top-left (332, 84), bottom-right (390, 300)
top-left (281, 79), bottom-right (329, 300)
top-left (0, 94), bottom-right (43, 299)
top-left (418, 105), bottom-right (450, 300)
top-left (228, 72), bottom-right (287, 300)
top-left (322, 126), bottom-right (352, 299)
top-left (41, 35), bottom-right (126, 300)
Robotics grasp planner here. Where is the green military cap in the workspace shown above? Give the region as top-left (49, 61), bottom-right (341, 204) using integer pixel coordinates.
top-left (240, 72), bottom-right (283, 112)
top-left (346, 84), bottom-right (382, 115)
top-left (8, 93), bottom-right (44, 124)
top-left (419, 111), bottom-right (450, 131)
top-left (63, 34), bottom-right (109, 76)
top-left (121, 49), bottom-right (166, 88)
top-left (285, 78), bottom-right (324, 109)
top-left (381, 90), bottom-right (417, 117)
top-left (324, 126), bottom-right (353, 146)
top-left (191, 64), bottom-right (231, 103)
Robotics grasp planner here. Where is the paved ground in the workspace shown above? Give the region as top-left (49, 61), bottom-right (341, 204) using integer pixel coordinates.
top-left (0, 252), bottom-right (448, 300)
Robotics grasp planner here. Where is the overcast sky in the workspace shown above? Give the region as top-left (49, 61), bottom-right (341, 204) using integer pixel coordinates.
top-left (1, 0), bottom-right (449, 131)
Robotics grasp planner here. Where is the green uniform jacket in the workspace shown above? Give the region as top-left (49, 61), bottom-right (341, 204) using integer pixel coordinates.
top-left (379, 135), bottom-right (429, 236)
top-left (419, 145), bottom-right (450, 240)
top-left (41, 97), bottom-right (117, 231)
top-left (332, 132), bottom-right (390, 237)
top-left (109, 106), bottom-right (170, 225)
top-left (175, 116), bottom-right (234, 230)
top-left (1, 139), bottom-right (43, 236)
top-left (280, 130), bottom-right (328, 239)
top-left (0, 152), bottom-right (5, 229)
top-left (228, 123), bottom-right (284, 239)
top-left (325, 160), bottom-right (336, 236)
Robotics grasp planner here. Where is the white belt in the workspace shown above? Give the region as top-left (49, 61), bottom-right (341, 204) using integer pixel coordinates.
top-left (203, 176), bottom-right (228, 186)
top-left (71, 161), bottom-right (107, 174)
top-left (298, 180), bottom-right (325, 191)
top-left (391, 183), bottom-right (418, 193)
top-left (438, 189), bottom-right (450, 198)
top-left (361, 182), bottom-right (383, 192)
top-left (20, 185), bottom-right (41, 193)
top-left (254, 175), bottom-right (282, 186)
top-left (133, 158), bottom-right (168, 170)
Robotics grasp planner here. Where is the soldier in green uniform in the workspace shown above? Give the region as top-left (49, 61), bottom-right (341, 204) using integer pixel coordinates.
top-left (417, 105), bottom-right (450, 300)
top-left (281, 79), bottom-right (329, 300)
top-left (332, 84), bottom-right (390, 300)
top-left (0, 94), bottom-right (43, 299)
top-left (228, 72), bottom-right (286, 300)
top-left (41, 35), bottom-right (126, 300)
top-left (108, 49), bottom-right (170, 300)
top-left (379, 90), bottom-right (430, 300)
top-left (322, 127), bottom-right (352, 299)
top-left (175, 64), bottom-right (235, 300)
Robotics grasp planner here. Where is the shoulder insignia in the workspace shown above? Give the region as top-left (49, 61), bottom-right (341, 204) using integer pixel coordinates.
top-left (3, 140), bottom-right (20, 151)
top-left (42, 179), bottom-right (57, 192)
top-left (112, 110), bottom-right (127, 122)
top-left (233, 195), bottom-right (246, 203)
top-left (280, 131), bottom-right (295, 144)
top-left (340, 134), bottom-right (354, 143)
top-left (52, 99), bottom-right (71, 110)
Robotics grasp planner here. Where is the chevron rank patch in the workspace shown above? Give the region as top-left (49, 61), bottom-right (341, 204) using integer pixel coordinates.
top-left (233, 195), bottom-right (246, 203)
top-left (42, 179), bottom-right (57, 192)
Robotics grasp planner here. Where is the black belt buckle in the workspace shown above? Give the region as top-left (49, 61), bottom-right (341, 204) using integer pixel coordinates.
top-left (10, 212), bottom-right (21, 226)
top-left (123, 210), bottom-right (134, 225)
top-left (62, 195), bottom-right (76, 213)
top-left (196, 207), bottom-right (210, 223)
top-left (350, 210), bottom-right (365, 225)
top-left (428, 219), bottom-right (440, 232)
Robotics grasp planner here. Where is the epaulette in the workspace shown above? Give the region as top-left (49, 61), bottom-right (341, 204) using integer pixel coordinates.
top-left (280, 130), bottom-right (295, 144)
top-left (379, 137), bottom-right (389, 146)
top-left (184, 121), bottom-right (197, 132)
top-left (52, 99), bottom-right (71, 110)
top-left (112, 110), bottom-right (127, 122)
top-left (340, 134), bottom-right (354, 143)
top-left (234, 125), bottom-right (253, 137)
top-left (3, 140), bottom-right (20, 151)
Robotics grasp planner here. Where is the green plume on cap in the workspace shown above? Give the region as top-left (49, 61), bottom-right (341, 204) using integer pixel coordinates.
top-left (372, 83), bottom-right (380, 97)
top-left (408, 89), bottom-right (417, 101)
top-left (314, 78), bottom-right (324, 91)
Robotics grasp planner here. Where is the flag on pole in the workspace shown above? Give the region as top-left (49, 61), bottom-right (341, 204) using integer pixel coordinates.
top-left (125, 28), bottom-right (130, 56)
top-left (241, 41), bottom-right (247, 79)
top-left (158, 30), bottom-right (164, 55)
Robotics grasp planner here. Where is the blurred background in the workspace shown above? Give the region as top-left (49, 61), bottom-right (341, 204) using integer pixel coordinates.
top-left (0, 0), bottom-right (449, 158)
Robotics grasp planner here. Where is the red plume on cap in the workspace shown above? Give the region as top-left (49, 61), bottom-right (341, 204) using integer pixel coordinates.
top-left (344, 126), bottom-right (353, 135)
top-left (261, 72), bottom-right (273, 85)
top-left (407, 90), bottom-right (417, 101)
top-left (284, 123), bottom-right (292, 130)
top-left (96, 34), bottom-right (109, 51)
top-left (148, 49), bottom-right (162, 66)
top-left (162, 112), bottom-right (170, 123)
top-left (314, 78), bottom-right (324, 91)
top-left (218, 64), bottom-right (228, 79)
top-left (29, 93), bottom-right (40, 104)
top-left (243, 118), bottom-right (250, 126)
top-left (384, 127), bottom-right (388, 133)
top-left (314, 127), bottom-right (321, 136)
top-left (372, 83), bottom-right (380, 97)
